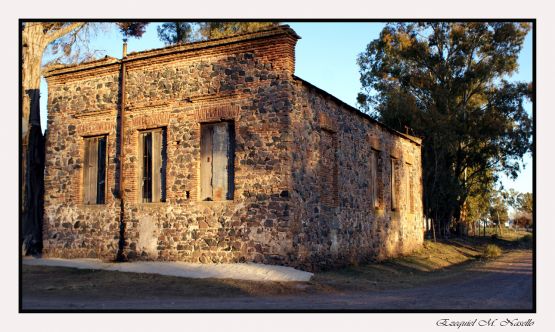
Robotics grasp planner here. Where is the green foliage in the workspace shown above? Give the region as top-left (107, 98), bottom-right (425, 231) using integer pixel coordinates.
top-left (157, 22), bottom-right (194, 45)
top-left (199, 22), bottom-right (279, 40)
top-left (357, 22), bottom-right (533, 235)
top-left (517, 192), bottom-right (533, 214)
top-left (116, 22), bottom-right (148, 40)
top-left (489, 190), bottom-right (509, 226)
top-left (465, 180), bottom-right (493, 224)
top-left (503, 189), bottom-right (532, 228)
top-left (155, 22), bottom-right (279, 46)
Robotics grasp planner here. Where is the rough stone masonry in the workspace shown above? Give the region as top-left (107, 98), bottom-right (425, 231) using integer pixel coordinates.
top-left (42, 25), bottom-right (424, 271)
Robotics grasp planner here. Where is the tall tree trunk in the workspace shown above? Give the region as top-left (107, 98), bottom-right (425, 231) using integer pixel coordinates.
top-left (21, 22), bottom-right (83, 255)
top-left (21, 23), bottom-right (47, 255)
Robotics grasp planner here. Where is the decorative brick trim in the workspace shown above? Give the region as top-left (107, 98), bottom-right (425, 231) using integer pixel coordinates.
top-left (45, 63), bottom-right (120, 84)
top-left (131, 113), bottom-right (171, 129)
top-left (126, 100), bottom-right (172, 111)
top-left (78, 121), bottom-right (115, 136)
top-left (74, 110), bottom-right (115, 119)
top-left (319, 112), bottom-right (337, 132)
top-left (195, 105), bottom-right (240, 123)
top-left (390, 146), bottom-right (402, 159)
top-left (368, 134), bottom-right (383, 151)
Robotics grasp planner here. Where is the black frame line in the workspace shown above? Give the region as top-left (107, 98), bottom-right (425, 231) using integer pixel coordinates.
top-left (18, 18), bottom-right (536, 314)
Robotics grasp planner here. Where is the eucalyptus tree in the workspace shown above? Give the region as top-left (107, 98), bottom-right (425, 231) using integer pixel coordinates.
top-left (357, 22), bottom-right (532, 237)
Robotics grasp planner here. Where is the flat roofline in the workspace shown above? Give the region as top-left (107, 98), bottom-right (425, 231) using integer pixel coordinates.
top-left (43, 24), bottom-right (300, 78)
top-left (293, 75), bottom-right (422, 146)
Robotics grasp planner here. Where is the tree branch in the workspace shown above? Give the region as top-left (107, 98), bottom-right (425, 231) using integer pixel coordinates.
top-left (45, 22), bottom-right (85, 44)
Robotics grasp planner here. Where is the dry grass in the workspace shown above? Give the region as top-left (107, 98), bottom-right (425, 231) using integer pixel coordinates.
top-left (395, 240), bottom-right (482, 271)
top-left (312, 231), bottom-right (532, 292)
top-left (482, 244), bottom-right (502, 259)
top-left (312, 239), bottom-right (484, 292)
top-left (475, 228), bottom-right (531, 241)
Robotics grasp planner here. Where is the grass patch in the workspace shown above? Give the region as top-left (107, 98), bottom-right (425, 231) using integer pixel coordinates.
top-left (313, 232), bottom-right (532, 292)
top-left (312, 238), bottom-right (485, 292)
top-left (475, 228), bottom-right (531, 242)
top-left (482, 244), bottom-right (502, 259)
top-left (394, 240), bottom-right (482, 271)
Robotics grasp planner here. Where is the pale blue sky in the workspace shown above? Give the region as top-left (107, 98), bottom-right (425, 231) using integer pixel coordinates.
top-left (39, 22), bottom-right (533, 193)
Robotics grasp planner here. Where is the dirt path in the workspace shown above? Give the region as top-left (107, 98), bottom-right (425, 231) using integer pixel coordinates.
top-left (22, 250), bottom-right (533, 310)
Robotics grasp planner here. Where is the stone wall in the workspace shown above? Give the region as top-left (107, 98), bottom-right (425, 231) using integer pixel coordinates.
top-left (290, 79), bottom-right (424, 270)
top-left (42, 25), bottom-right (424, 271)
top-left (43, 27), bottom-right (299, 265)
top-left (43, 65), bottom-right (121, 259)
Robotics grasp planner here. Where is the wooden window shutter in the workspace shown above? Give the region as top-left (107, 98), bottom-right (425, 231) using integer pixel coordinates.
top-left (211, 123), bottom-right (229, 201)
top-left (138, 132), bottom-right (144, 203)
top-left (83, 136), bottom-right (107, 205)
top-left (200, 125), bottom-right (213, 201)
top-left (96, 136), bottom-right (106, 204)
top-left (371, 151), bottom-right (378, 208)
top-left (226, 121), bottom-right (235, 200)
top-left (83, 138), bottom-right (91, 204)
top-left (405, 163), bottom-right (410, 213)
top-left (320, 129), bottom-right (338, 207)
top-left (161, 129), bottom-right (167, 202)
top-left (376, 152), bottom-right (384, 209)
top-left (83, 137), bottom-right (98, 204)
top-left (200, 122), bottom-right (234, 201)
top-left (408, 167), bottom-right (415, 213)
top-left (151, 129), bottom-right (163, 202)
top-left (89, 137), bottom-right (99, 202)
top-left (141, 132), bottom-right (153, 203)
top-left (391, 158), bottom-right (397, 210)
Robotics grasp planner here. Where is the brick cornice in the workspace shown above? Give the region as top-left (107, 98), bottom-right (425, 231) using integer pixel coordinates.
top-left (43, 25), bottom-right (299, 82)
top-left (124, 25), bottom-right (299, 63)
top-left (43, 57), bottom-right (120, 82)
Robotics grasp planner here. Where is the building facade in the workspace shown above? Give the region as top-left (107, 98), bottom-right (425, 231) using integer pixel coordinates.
top-left (43, 25), bottom-right (424, 271)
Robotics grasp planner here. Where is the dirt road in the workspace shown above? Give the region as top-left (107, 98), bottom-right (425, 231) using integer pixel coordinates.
top-left (22, 250), bottom-right (533, 311)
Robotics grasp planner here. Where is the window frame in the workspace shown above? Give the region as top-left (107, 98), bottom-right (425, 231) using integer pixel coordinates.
top-left (405, 162), bottom-right (412, 213)
top-left (371, 149), bottom-right (379, 209)
top-left (82, 135), bottom-right (107, 205)
top-left (319, 128), bottom-right (338, 208)
top-left (138, 127), bottom-right (167, 204)
top-left (199, 121), bottom-right (235, 202)
top-left (390, 157), bottom-right (398, 211)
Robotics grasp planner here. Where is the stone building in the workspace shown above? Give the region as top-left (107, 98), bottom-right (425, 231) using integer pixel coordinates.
top-left (42, 25), bottom-right (424, 271)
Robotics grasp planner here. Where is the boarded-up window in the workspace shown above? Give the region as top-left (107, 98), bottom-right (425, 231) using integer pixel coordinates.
top-left (83, 136), bottom-right (107, 205)
top-left (370, 150), bottom-right (379, 208)
top-left (391, 158), bottom-right (398, 211)
top-left (200, 121), bottom-right (235, 201)
top-left (139, 128), bottom-right (166, 203)
top-left (405, 162), bottom-right (411, 213)
top-left (320, 129), bottom-right (338, 207)
top-left (408, 164), bottom-right (415, 213)
top-left (374, 151), bottom-right (384, 209)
